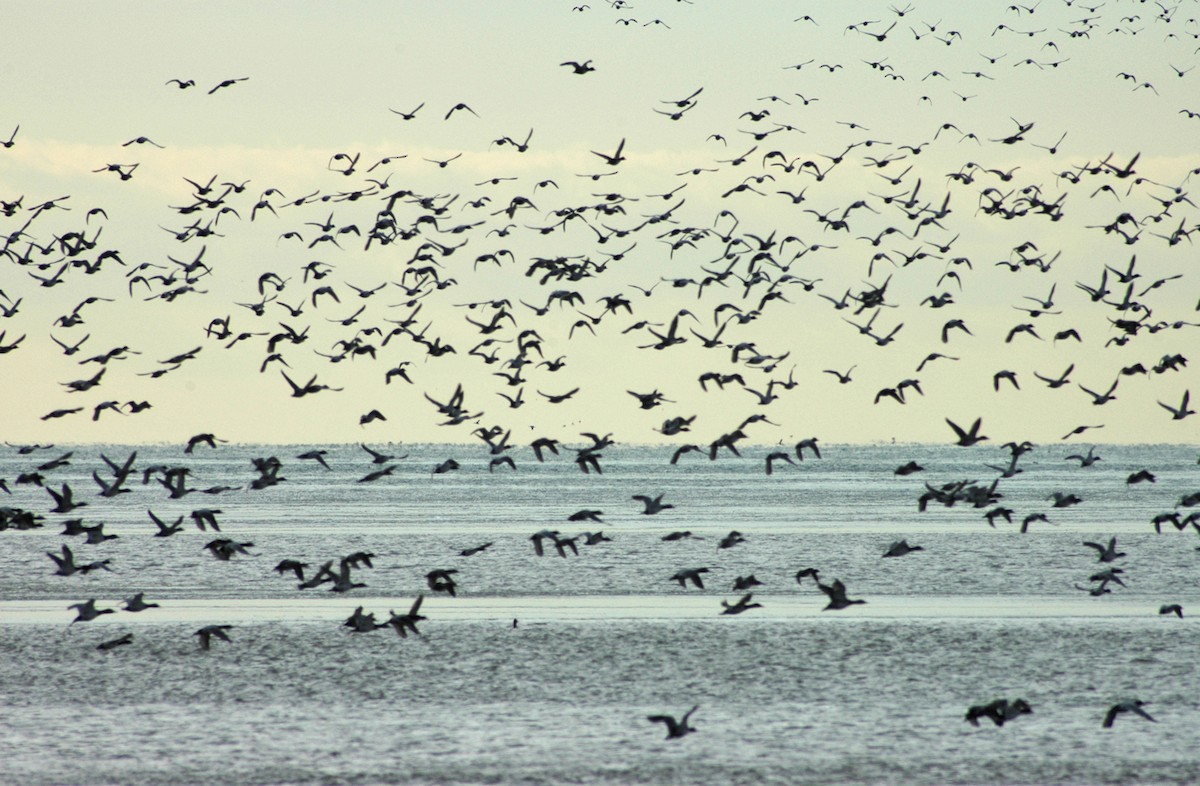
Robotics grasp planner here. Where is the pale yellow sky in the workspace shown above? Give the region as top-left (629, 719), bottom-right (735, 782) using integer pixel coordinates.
top-left (1, 1), bottom-right (1197, 446)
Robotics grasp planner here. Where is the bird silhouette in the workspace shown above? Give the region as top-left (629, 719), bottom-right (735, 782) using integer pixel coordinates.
top-left (720, 593), bottom-right (762, 615)
top-left (1102, 700), bottom-right (1155, 728)
top-left (647, 706), bottom-right (698, 739)
top-left (946, 417), bottom-right (988, 446)
top-left (818, 579), bottom-right (866, 610)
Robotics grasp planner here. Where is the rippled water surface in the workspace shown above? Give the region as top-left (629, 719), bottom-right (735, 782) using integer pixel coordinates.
top-left (1, 442), bottom-right (1198, 785)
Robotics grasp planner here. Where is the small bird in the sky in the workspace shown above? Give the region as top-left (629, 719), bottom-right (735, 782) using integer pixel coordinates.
top-left (591, 138), bottom-right (627, 166)
top-left (560, 59), bottom-right (596, 74)
top-left (208, 77), bottom-right (249, 94)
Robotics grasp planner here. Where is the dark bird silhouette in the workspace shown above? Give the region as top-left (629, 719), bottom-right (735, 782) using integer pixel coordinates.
top-left (194, 624), bottom-right (234, 649)
top-left (883, 539), bottom-right (923, 557)
top-left (444, 102), bottom-right (479, 120)
top-left (147, 509), bottom-right (184, 537)
top-left (561, 59), bottom-right (596, 74)
top-left (1102, 700), bottom-right (1155, 728)
top-left (384, 595), bottom-right (427, 637)
top-left (123, 592), bottom-right (160, 612)
top-left (68, 599), bottom-right (115, 624)
top-left (1083, 537), bottom-right (1125, 562)
top-left (946, 417), bottom-right (988, 446)
top-left (633, 493), bottom-right (674, 514)
top-left (274, 559), bottom-right (308, 581)
top-left (818, 579), bottom-right (866, 610)
top-left (591, 138), bottom-right (627, 166)
top-left (720, 593), bottom-right (762, 615)
top-left (389, 102), bottom-right (424, 120)
top-left (1158, 390), bottom-right (1194, 420)
top-left (647, 706), bottom-right (699, 739)
top-left (670, 568), bottom-right (709, 589)
top-left (208, 77), bottom-right (249, 94)
top-left (966, 698), bottom-right (1033, 727)
top-left (97, 633), bottom-right (135, 651)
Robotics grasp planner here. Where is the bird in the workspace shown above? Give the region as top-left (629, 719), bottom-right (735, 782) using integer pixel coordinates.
top-left (946, 417), bottom-right (988, 446)
top-left (823, 366), bottom-right (856, 384)
top-left (46, 483), bottom-right (86, 514)
top-left (591, 138), bottom-right (627, 166)
top-left (444, 102), bottom-right (479, 120)
top-left (194, 625), bottom-right (234, 649)
top-left (122, 593), bottom-right (160, 612)
top-left (765, 451), bottom-right (796, 475)
top-left (384, 595), bottom-right (426, 637)
top-left (883, 539), bottom-right (923, 557)
top-left (717, 531), bottom-right (746, 550)
top-left (965, 698), bottom-right (1033, 727)
top-left (46, 544), bottom-right (110, 576)
top-left (670, 568), bottom-right (709, 589)
top-left (274, 559), bottom-right (308, 581)
top-left (185, 432), bottom-right (226, 454)
top-left (720, 593), bottom-right (762, 615)
top-left (1159, 604), bottom-right (1184, 618)
top-left (647, 706), bottom-right (699, 739)
top-left (1158, 390), bottom-right (1194, 420)
top-left (633, 494), bottom-right (674, 514)
top-left (389, 102), bottom-right (424, 120)
top-left (560, 59), bottom-right (596, 74)
top-left (297, 449), bottom-right (331, 469)
top-left (1083, 537), bottom-right (1125, 562)
top-left (97, 633), bottom-right (135, 650)
top-left (68, 599), bottom-right (115, 623)
top-left (344, 606), bottom-right (382, 633)
top-left (818, 579), bottom-right (866, 610)
top-left (530, 529), bottom-right (563, 557)
top-left (426, 569), bottom-right (459, 596)
top-left (208, 77), bottom-right (249, 94)
top-left (1065, 447), bottom-right (1101, 467)
top-left (1102, 700), bottom-right (1156, 728)
top-left (733, 575), bottom-right (763, 591)
top-left (795, 438), bottom-right (822, 461)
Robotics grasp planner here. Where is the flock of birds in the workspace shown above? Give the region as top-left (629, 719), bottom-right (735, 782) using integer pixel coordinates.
top-left (2, 0), bottom-right (1199, 742)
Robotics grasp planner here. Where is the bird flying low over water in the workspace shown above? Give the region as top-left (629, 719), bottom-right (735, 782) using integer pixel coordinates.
top-left (883, 539), bottom-right (923, 557)
top-left (1082, 537), bottom-right (1125, 562)
top-left (632, 493), bottom-right (674, 514)
top-left (68, 598), bottom-right (115, 623)
top-left (818, 579), bottom-right (866, 610)
top-left (670, 567), bottom-right (709, 589)
top-left (648, 705), bottom-right (698, 739)
top-left (965, 698), bottom-right (1033, 727)
top-left (946, 417), bottom-right (988, 446)
top-left (720, 593), bottom-right (761, 615)
top-left (97, 633), bottom-right (134, 651)
top-left (194, 624), bottom-right (234, 649)
top-left (1102, 700), bottom-right (1155, 728)
top-left (385, 595), bottom-right (426, 637)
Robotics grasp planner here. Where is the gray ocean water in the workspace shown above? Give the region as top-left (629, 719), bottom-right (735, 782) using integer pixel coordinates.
top-left (1, 442), bottom-right (1198, 786)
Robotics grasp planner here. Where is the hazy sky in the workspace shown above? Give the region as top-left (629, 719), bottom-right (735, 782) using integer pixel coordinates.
top-left (1, 0), bottom-right (1198, 446)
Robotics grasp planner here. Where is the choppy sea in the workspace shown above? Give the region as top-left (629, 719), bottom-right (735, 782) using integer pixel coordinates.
top-left (1, 442), bottom-right (1198, 786)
